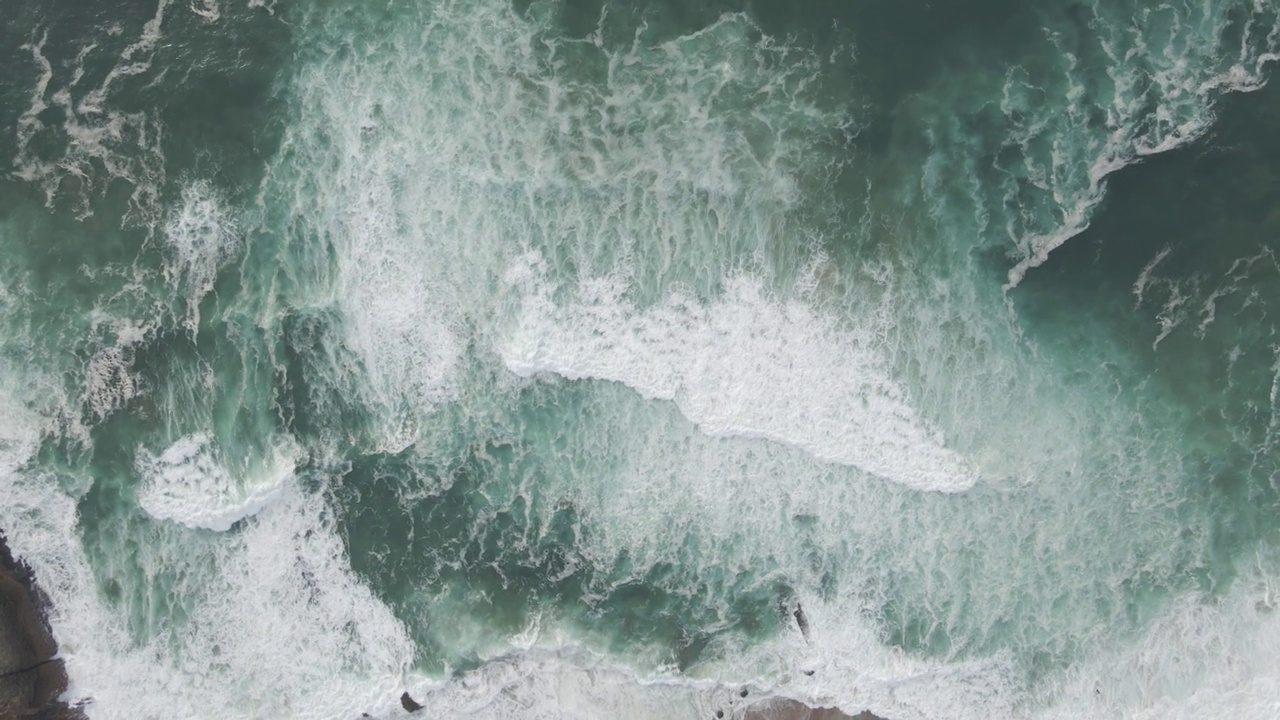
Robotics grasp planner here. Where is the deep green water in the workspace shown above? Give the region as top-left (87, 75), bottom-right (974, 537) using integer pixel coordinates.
top-left (1, 0), bottom-right (1279, 718)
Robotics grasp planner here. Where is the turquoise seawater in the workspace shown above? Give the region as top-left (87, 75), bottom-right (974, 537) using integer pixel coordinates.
top-left (1, 0), bottom-right (1279, 718)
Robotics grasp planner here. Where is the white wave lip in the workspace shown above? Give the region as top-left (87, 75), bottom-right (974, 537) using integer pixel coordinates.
top-left (135, 433), bottom-right (293, 532)
top-left (501, 258), bottom-right (974, 493)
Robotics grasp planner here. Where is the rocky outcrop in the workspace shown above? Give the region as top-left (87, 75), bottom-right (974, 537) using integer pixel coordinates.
top-left (400, 691), bottom-right (424, 712)
top-left (0, 531), bottom-right (85, 719)
top-left (742, 697), bottom-right (886, 720)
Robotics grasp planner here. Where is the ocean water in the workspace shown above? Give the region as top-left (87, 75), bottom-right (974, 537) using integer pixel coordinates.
top-left (1, 0), bottom-right (1279, 718)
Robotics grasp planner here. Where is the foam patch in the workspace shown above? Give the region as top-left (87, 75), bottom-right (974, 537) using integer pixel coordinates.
top-left (135, 433), bottom-right (294, 532)
top-left (162, 180), bottom-right (241, 329)
top-left (501, 256), bottom-right (974, 492)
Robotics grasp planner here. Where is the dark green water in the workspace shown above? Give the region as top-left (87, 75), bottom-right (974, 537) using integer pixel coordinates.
top-left (0, 0), bottom-right (1278, 718)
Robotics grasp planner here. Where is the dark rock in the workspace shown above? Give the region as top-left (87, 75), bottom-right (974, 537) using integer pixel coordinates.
top-left (0, 530), bottom-right (85, 719)
top-left (400, 691), bottom-right (424, 712)
top-left (742, 697), bottom-right (890, 720)
top-left (793, 604), bottom-right (811, 642)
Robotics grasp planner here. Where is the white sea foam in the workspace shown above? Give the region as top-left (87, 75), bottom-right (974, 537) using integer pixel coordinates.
top-left (133, 482), bottom-right (414, 719)
top-left (82, 346), bottom-right (138, 420)
top-left (0, 386), bottom-right (44, 482)
top-left (5, 348), bottom-right (981, 720)
top-left (135, 433), bottom-right (295, 532)
top-left (330, 189), bottom-right (466, 450)
top-left (395, 577), bottom-right (1280, 720)
top-left (1134, 246), bottom-right (1280, 360)
top-left (370, 549), bottom-right (1280, 720)
top-left (381, 593), bottom-right (1017, 720)
top-left (707, 592), bottom-right (1021, 720)
top-left (398, 648), bottom-right (716, 720)
top-left (163, 180), bottom-right (241, 329)
top-left (13, 31), bottom-right (54, 177)
top-left (189, 0), bottom-right (220, 23)
top-left (1132, 246), bottom-right (1172, 308)
top-left (300, 571), bottom-right (1018, 720)
top-left (0, 363), bottom-right (124, 711)
top-left (76, 0), bottom-right (170, 117)
top-left (995, 3), bottom-right (1280, 288)
top-left (275, 0), bottom-right (843, 453)
top-left (501, 255), bottom-right (973, 492)
top-left (12, 0), bottom-right (170, 223)
top-left (0, 336), bottom-right (974, 720)
top-left (9, 2), bottom-right (1280, 720)
top-left (1036, 550), bottom-right (1280, 720)
top-left (4, 443), bottom-right (415, 720)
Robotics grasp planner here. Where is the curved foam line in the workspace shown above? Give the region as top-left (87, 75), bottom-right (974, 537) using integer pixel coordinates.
top-left (135, 433), bottom-right (294, 532)
top-left (500, 257), bottom-right (974, 493)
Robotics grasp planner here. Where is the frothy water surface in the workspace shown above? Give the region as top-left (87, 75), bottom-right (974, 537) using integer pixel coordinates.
top-left (1, 0), bottom-right (1279, 718)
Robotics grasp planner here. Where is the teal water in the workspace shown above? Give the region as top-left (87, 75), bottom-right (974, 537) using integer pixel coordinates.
top-left (1, 0), bottom-right (1279, 718)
